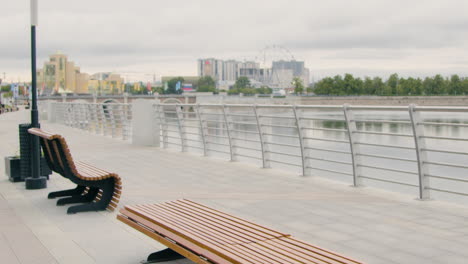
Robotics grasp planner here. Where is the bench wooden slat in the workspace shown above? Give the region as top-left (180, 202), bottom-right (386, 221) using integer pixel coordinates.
top-left (139, 203), bottom-right (253, 245)
top-left (277, 237), bottom-right (362, 264)
top-left (119, 209), bottom-right (244, 264)
top-left (178, 199), bottom-right (287, 238)
top-left (153, 202), bottom-right (283, 243)
top-left (116, 214), bottom-right (215, 264)
top-left (221, 243), bottom-right (289, 264)
top-left (131, 204), bottom-right (240, 247)
top-left (257, 240), bottom-right (340, 264)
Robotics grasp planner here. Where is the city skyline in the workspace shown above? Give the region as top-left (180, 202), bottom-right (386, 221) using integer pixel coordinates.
top-left (1, 0), bottom-right (468, 83)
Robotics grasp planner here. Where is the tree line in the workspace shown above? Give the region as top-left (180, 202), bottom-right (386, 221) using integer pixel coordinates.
top-left (313, 74), bottom-right (468, 96)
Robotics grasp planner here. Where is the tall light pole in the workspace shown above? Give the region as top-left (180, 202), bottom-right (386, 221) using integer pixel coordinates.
top-left (25, 0), bottom-right (47, 189)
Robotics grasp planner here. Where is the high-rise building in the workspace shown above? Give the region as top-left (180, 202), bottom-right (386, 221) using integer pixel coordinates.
top-left (198, 58), bottom-right (223, 81)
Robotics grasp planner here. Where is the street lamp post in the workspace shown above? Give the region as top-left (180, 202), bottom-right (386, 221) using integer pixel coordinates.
top-left (25, 0), bottom-right (47, 189)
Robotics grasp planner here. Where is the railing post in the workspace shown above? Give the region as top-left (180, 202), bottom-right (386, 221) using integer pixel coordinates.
top-left (409, 104), bottom-right (430, 200)
top-left (175, 104), bottom-right (187, 152)
top-left (292, 105), bottom-right (308, 176)
top-left (110, 105), bottom-right (116, 138)
top-left (222, 105), bottom-right (236, 161)
top-left (156, 103), bottom-right (168, 148)
top-left (252, 105), bottom-right (270, 168)
top-left (343, 104), bottom-right (363, 187)
top-left (195, 104), bottom-right (207, 156)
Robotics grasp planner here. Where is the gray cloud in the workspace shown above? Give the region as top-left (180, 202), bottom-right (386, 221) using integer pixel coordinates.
top-left (1, 0), bottom-right (468, 82)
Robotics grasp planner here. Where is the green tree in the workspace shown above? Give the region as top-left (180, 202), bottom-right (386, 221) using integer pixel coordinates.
top-left (448, 75), bottom-right (462, 95)
top-left (197, 76), bottom-right (216, 92)
top-left (234, 77), bottom-right (251, 89)
top-left (432, 74), bottom-right (446, 95)
top-left (257, 86), bottom-right (272, 94)
top-left (166, 77), bottom-right (185, 94)
top-left (292, 77), bottom-right (304, 94)
top-left (372, 77), bottom-right (385, 96)
top-left (387, 73), bottom-right (399, 95)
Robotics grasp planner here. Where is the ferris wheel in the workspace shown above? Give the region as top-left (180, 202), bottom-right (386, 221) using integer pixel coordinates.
top-left (254, 45), bottom-right (296, 69)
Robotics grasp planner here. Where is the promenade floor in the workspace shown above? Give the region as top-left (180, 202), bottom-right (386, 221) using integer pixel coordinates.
top-left (1, 109), bottom-right (468, 264)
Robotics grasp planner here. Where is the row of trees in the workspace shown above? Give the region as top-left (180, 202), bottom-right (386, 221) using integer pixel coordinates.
top-left (313, 74), bottom-right (468, 96)
top-left (227, 77), bottom-right (273, 94)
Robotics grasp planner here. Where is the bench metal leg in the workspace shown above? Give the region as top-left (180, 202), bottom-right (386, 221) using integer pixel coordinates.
top-left (56, 187), bottom-right (99, 206)
top-left (48, 185), bottom-right (86, 199)
top-left (66, 181), bottom-right (114, 214)
top-left (143, 248), bottom-right (185, 263)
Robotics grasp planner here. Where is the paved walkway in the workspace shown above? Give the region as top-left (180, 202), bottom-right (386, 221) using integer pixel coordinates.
top-left (1, 109), bottom-right (468, 264)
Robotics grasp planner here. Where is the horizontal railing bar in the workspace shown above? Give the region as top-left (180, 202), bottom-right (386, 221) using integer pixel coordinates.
top-left (358, 164), bottom-right (417, 175)
top-left (421, 148), bottom-right (468, 156)
top-left (266, 150), bottom-right (302, 158)
top-left (414, 106), bottom-right (468, 112)
top-left (160, 123), bottom-right (179, 127)
top-left (355, 141), bottom-right (415, 150)
top-left (302, 127), bottom-right (348, 133)
top-left (230, 129), bottom-right (259, 135)
top-left (418, 121), bottom-right (468, 127)
top-left (359, 175), bottom-right (419, 187)
top-left (205, 134), bottom-right (229, 139)
top-left (357, 153), bottom-right (417, 163)
top-left (353, 130), bottom-right (414, 137)
top-left (183, 131), bottom-right (201, 136)
top-left (184, 138), bottom-right (203, 143)
top-left (206, 148), bottom-right (231, 154)
top-left (233, 145), bottom-right (262, 151)
top-left (426, 173), bottom-right (468, 183)
top-left (186, 145), bottom-right (204, 150)
top-left (200, 112), bottom-right (224, 116)
top-left (420, 135), bottom-right (468, 142)
top-left (164, 129), bottom-right (180, 133)
top-left (261, 123), bottom-right (298, 129)
top-left (305, 146), bottom-right (351, 155)
top-left (231, 137), bottom-right (261, 143)
top-left (353, 119), bottom-right (411, 125)
top-left (205, 126), bottom-right (228, 131)
top-left (299, 117), bottom-right (345, 122)
top-left (165, 142), bottom-right (182, 146)
top-left (181, 124), bottom-right (201, 129)
top-left (303, 137), bottom-right (349, 144)
top-left (347, 105), bottom-right (409, 111)
top-left (426, 187), bottom-right (468, 196)
top-left (204, 119), bottom-right (225, 124)
top-left (226, 113), bottom-right (256, 118)
top-left (235, 153), bottom-right (263, 160)
top-left (306, 156), bottom-right (353, 165)
top-left (306, 166), bottom-right (353, 176)
top-left (259, 114), bottom-right (296, 119)
top-left (228, 121), bottom-right (258, 126)
top-left (262, 132), bottom-right (299, 139)
top-left (165, 135), bottom-right (181, 140)
top-left (162, 110), bottom-right (177, 113)
top-left (268, 159), bottom-right (302, 167)
top-left (206, 141), bottom-right (230, 146)
top-left (424, 161), bottom-right (468, 169)
top-left (163, 117), bottom-right (179, 120)
top-left (265, 142), bottom-right (300, 148)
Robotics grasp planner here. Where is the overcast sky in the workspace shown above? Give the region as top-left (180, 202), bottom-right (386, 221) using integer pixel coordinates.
top-left (1, 0), bottom-right (468, 83)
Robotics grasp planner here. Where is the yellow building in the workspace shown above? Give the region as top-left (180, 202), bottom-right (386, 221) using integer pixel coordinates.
top-left (37, 52), bottom-right (124, 95)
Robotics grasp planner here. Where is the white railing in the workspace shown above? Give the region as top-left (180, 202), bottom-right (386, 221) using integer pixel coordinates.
top-left (53, 102), bottom-right (132, 140)
top-left (50, 101), bottom-right (468, 203)
top-left (153, 103), bottom-right (468, 202)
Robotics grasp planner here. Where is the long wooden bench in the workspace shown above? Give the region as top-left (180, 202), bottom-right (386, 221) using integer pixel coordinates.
top-left (117, 199), bottom-right (362, 264)
top-left (28, 128), bottom-right (122, 214)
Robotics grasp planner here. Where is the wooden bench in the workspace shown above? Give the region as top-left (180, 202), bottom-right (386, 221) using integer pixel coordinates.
top-left (28, 128), bottom-right (122, 214)
top-left (117, 199), bottom-right (362, 264)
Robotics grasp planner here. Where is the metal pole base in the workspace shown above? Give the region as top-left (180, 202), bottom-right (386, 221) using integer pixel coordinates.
top-left (25, 176), bottom-right (47, 189)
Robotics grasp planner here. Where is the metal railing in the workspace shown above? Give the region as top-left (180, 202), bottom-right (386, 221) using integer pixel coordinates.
top-left (50, 101), bottom-right (468, 202)
top-left (53, 102), bottom-right (132, 140)
top-left (153, 103), bottom-right (468, 202)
